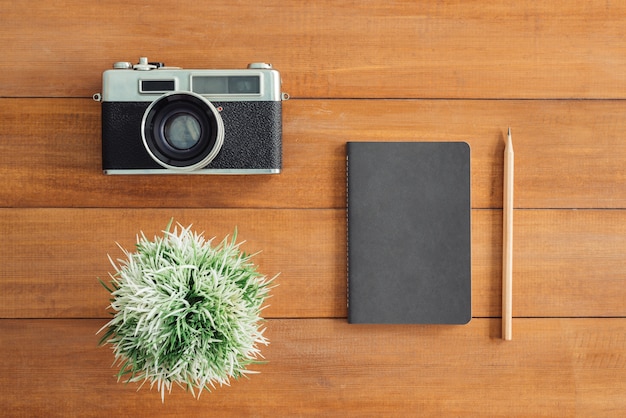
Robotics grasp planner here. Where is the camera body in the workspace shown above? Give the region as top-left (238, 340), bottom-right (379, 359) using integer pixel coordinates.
top-left (97, 58), bottom-right (286, 174)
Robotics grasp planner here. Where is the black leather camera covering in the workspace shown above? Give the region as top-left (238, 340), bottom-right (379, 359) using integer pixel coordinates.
top-left (102, 101), bottom-right (282, 171)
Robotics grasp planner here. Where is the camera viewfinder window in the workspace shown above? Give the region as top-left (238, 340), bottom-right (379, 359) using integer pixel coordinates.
top-left (192, 76), bottom-right (260, 95)
top-left (141, 80), bottom-right (176, 93)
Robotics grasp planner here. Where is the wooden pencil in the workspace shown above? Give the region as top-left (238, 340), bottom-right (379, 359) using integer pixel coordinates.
top-left (503, 127), bottom-right (514, 340)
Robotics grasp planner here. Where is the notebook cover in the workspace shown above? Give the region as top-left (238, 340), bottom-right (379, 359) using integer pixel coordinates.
top-left (347, 142), bottom-right (471, 324)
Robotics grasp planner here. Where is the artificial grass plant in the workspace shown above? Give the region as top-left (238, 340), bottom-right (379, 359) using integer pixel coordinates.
top-left (97, 221), bottom-right (274, 400)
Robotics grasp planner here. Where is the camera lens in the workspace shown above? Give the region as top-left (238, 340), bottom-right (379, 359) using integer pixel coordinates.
top-left (163, 113), bottom-right (202, 150)
top-left (141, 92), bottom-right (224, 171)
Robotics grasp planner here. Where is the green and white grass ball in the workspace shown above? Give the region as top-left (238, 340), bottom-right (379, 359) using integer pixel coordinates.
top-left (98, 222), bottom-right (274, 400)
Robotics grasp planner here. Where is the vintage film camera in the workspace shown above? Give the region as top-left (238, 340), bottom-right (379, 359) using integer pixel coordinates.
top-left (95, 57), bottom-right (287, 174)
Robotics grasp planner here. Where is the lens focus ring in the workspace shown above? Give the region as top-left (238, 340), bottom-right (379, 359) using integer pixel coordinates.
top-left (141, 92), bottom-right (224, 171)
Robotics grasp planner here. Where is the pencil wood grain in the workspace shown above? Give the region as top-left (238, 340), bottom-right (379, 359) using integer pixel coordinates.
top-left (502, 129), bottom-right (514, 340)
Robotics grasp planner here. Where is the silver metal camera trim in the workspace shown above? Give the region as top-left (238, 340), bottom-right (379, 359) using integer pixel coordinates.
top-left (140, 91), bottom-right (225, 172)
top-left (103, 168), bottom-right (281, 175)
top-left (101, 68), bottom-right (283, 102)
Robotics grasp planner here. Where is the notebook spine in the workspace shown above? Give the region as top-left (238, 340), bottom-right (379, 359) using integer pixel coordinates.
top-left (345, 149), bottom-right (350, 317)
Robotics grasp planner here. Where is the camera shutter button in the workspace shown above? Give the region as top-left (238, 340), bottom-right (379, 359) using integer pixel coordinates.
top-left (134, 57), bottom-right (157, 71)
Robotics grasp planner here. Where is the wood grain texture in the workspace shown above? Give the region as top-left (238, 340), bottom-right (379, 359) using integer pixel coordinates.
top-left (2, 1), bottom-right (626, 99)
top-left (2, 98), bottom-right (626, 209)
top-left (1, 318), bottom-right (624, 417)
top-left (2, 0), bottom-right (626, 414)
top-left (2, 208), bottom-right (625, 319)
top-left (0, 208), bottom-right (345, 319)
top-left (514, 210), bottom-right (626, 317)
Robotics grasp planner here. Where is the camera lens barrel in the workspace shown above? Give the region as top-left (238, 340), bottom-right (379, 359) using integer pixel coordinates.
top-left (141, 92), bottom-right (224, 171)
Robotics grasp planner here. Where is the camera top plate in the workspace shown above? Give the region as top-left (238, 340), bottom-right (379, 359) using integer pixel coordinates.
top-left (99, 57), bottom-right (286, 103)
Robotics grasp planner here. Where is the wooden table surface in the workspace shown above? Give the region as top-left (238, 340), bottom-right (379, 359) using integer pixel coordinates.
top-left (1, 1), bottom-right (625, 416)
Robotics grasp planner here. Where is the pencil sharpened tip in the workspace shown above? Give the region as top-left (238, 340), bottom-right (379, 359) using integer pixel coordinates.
top-left (505, 127), bottom-right (513, 152)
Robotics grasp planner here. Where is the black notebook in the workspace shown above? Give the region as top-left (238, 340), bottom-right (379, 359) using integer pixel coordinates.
top-left (347, 142), bottom-right (471, 324)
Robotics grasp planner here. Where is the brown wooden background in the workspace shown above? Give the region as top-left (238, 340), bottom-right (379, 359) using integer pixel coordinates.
top-left (1, 1), bottom-right (625, 416)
